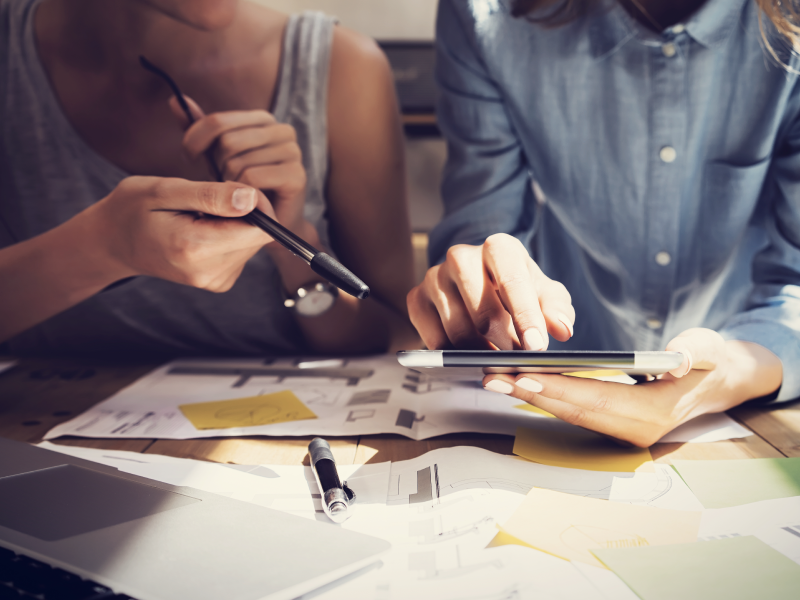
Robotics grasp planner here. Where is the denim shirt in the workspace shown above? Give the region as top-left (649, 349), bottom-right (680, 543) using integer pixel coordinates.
top-left (430, 0), bottom-right (800, 401)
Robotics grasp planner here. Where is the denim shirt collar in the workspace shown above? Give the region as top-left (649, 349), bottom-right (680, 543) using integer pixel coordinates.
top-left (589, 0), bottom-right (747, 59)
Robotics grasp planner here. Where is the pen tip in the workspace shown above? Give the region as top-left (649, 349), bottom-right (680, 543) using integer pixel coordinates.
top-left (310, 253), bottom-right (370, 300)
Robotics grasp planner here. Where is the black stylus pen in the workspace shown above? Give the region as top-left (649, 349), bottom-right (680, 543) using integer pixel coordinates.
top-left (139, 56), bottom-right (370, 300)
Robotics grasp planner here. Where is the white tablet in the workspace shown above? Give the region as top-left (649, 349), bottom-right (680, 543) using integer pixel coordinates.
top-left (396, 350), bottom-right (684, 375)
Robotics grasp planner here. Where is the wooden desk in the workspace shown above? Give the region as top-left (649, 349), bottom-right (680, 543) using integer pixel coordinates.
top-left (0, 356), bottom-right (795, 466)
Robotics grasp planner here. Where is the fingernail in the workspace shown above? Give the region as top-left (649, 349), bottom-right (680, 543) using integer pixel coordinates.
top-left (232, 187), bottom-right (256, 211)
top-left (516, 377), bottom-right (543, 393)
top-left (681, 351), bottom-right (693, 376)
top-left (556, 312), bottom-right (574, 337)
top-left (484, 379), bottom-right (514, 394)
top-left (523, 329), bottom-right (546, 351)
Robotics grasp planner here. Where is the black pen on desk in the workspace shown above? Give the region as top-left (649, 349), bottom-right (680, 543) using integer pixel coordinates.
top-left (308, 437), bottom-right (355, 523)
top-left (138, 56), bottom-right (370, 300)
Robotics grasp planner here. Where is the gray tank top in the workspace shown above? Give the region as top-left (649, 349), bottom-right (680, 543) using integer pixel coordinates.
top-left (0, 0), bottom-right (335, 358)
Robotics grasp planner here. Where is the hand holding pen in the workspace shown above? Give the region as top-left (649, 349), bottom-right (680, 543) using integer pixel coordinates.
top-left (141, 57), bottom-right (369, 300)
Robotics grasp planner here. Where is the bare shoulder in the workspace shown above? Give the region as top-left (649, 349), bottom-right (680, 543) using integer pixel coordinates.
top-left (328, 26), bottom-right (396, 120)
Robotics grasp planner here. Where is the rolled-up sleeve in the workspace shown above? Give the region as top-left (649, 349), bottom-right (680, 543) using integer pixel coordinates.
top-left (428, 0), bottom-right (535, 265)
top-left (719, 112), bottom-right (800, 402)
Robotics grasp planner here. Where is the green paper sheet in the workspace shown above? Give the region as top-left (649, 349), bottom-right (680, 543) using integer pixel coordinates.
top-left (593, 536), bottom-right (800, 600)
top-left (672, 457), bottom-right (800, 509)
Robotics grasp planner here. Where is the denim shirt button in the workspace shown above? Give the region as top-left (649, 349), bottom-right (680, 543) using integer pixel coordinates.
top-left (655, 251), bottom-right (672, 266)
top-left (646, 318), bottom-right (663, 330)
top-left (659, 146), bottom-right (677, 163)
top-left (662, 43), bottom-right (677, 58)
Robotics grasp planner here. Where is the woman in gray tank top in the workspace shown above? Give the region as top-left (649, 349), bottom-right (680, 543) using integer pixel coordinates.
top-left (0, 0), bottom-right (416, 358)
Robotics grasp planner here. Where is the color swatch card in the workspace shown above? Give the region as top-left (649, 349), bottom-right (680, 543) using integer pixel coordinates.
top-left (593, 535), bottom-right (800, 600)
top-left (179, 390), bottom-right (317, 430)
top-left (499, 487), bottom-right (701, 568)
top-left (514, 424), bottom-right (654, 472)
top-left (672, 457), bottom-right (800, 508)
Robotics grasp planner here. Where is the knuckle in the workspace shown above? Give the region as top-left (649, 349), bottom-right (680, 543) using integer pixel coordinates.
top-left (195, 184), bottom-right (219, 213)
top-left (473, 306), bottom-right (504, 337)
top-left (277, 123), bottom-right (297, 141)
top-left (205, 113), bottom-right (225, 130)
top-left (591, 393), bottom-right (613, 413)
top-left (549, 280), bottom-right (572, 303)
top-left (484, 233), bottom-right (523, 255)
top-left (225, 157), bottom-right (243, 180)
top-left (511, 307), bottom-right (542, 330)
top-left (561, 406), bottom-right (588, 427)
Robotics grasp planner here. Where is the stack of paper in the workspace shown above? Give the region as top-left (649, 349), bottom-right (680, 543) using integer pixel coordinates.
top-left (42, 355), bottom-right (753, 444)
top-left (672, 457), bottom-right (800, 508)
top-left (498, 488), bottom-right (701, 568)
top-left (593, 536), bottom-right (800, 600)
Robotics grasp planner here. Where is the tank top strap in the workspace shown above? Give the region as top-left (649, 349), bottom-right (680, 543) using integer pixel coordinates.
top-left (272, 11), bottom-right (336, 250)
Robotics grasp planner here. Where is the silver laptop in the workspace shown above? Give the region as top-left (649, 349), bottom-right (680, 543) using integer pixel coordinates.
top-left (0, 437), bottom-right (389, 600)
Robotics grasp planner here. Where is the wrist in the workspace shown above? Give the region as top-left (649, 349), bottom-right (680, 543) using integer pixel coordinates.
top-left (57, 202), bottom-right (138, 293)
top-left (722, 340), bottom-right (783, 404)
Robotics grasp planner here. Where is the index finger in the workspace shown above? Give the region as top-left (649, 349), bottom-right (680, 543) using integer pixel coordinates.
top-left (482, 234), bottom-right (548, 350)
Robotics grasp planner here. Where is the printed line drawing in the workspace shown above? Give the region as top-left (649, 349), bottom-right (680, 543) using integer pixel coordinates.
top-left (408, 546), bottom-right (504, 580)
top-left (410, 467), bottom-right (433, 504)
top-left (396, 409), bottom-right (425, 429)
top-left (346, 409), bottom-right (376, 422)
top-left (409, 515), bottom-right (494, 545)
top-left (302, 389), bottom-right (343, 407)
top-left (214, 403), bottom-right (288, 427)
top-left (348, 389), bottom-right (391, 406)
top-left (402, 370), bottom-right (454, 394)
top-left (167, 365), bottom-right (374, 387)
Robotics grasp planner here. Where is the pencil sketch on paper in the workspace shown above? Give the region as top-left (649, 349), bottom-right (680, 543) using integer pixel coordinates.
top-left (560, 524), bottom-right (649, 557)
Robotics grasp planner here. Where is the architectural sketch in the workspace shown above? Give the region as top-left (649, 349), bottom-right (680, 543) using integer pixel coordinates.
top-left (346, 409), bottom-right (376, 422)
top-left (347, 389), bottom-right (391, 406)
top-left (167, 365), bottom-right (374, 387)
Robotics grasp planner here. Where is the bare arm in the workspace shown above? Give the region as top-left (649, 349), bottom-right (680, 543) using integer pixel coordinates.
top-left (236, 27), bottom-right (418, 354)
top-left (0, 178), bottom-right (271, 344)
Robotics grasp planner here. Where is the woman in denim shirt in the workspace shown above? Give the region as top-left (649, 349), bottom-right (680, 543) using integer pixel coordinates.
top-left (408, 0), bottom-right (799, 446)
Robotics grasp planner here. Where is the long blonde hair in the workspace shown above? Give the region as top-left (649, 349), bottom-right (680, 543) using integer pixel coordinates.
top-left (512, 0), bottom-right (800, 66)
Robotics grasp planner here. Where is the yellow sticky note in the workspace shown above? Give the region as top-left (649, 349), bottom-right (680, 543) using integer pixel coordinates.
top-left (499, 488), bottom-right (701, 568)
top-left (486, 529), bottom-right (537, 550)
top-left (514, 404), bottom-right (556, 418)
top-left (514, 425), bottom-right (654, 472)
top-left (179, 390), bottom-right (317, 430)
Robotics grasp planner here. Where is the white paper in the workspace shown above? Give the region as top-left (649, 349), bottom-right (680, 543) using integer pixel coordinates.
top-left (40, 443), bottom-right (630, 599)
top-left (43, 355), bottom-right (753, 444)
top-left (698, 496), bottom-right (800, 565)
top-left (572, 561), bottom-right (640, 600)
top-left (657, 412), bottom-right (753, 443)
top-left (42, 356), bottom-right (560, 441)
top-left (609, 463), bottom-right (705, 511)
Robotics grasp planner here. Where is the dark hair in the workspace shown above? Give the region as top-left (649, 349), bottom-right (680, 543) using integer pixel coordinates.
top-left (511, 0), bottom-right (800, 67)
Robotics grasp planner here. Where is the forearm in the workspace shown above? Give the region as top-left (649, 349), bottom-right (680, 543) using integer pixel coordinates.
top-left (0, 205), bottom-right (128, 343)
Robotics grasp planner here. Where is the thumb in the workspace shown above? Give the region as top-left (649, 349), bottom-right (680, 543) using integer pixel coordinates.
top-left (665, 327), bottom-right (726, 378)
top-left (145, 178), bottom-right (260, 217)
top-left (168, 94), bottom-right (205, 129)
